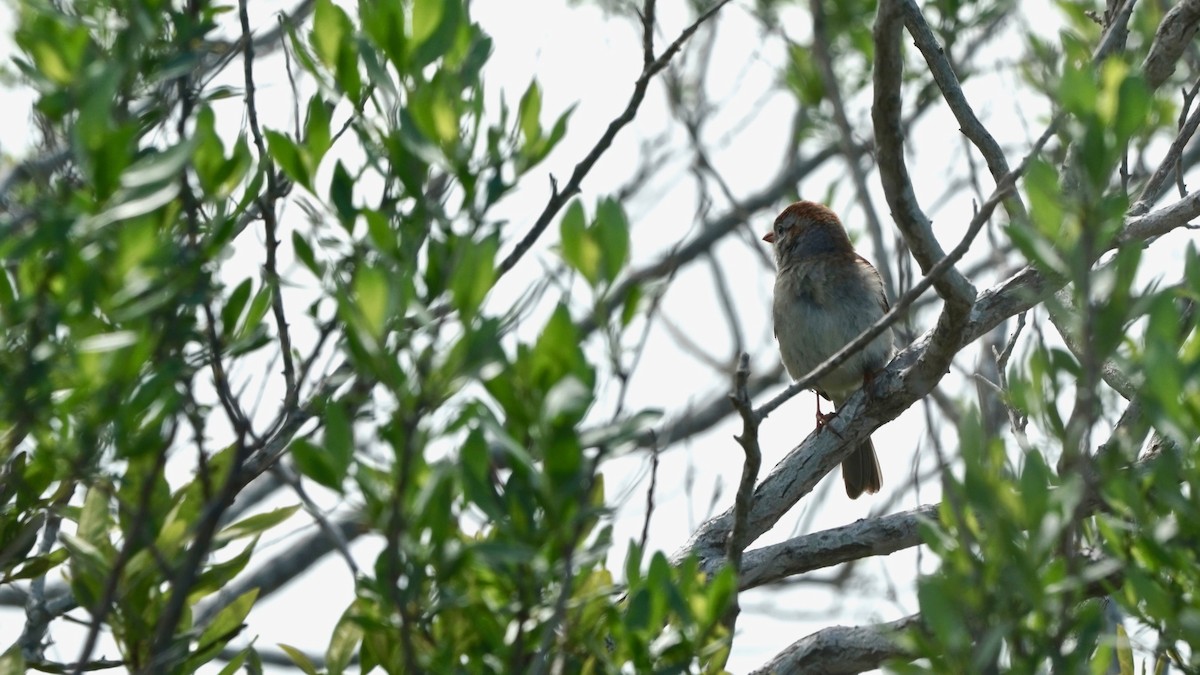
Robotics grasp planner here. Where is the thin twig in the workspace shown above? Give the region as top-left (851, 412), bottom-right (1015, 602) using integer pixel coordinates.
top-left (494, 0), bottom-right (734, 279)
top-left (1132, 75), bottom-right (1200, 215)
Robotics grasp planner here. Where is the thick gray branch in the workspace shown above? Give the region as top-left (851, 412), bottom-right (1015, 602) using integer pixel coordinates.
top-left (748, 614), bottom-right (920, 675)
top-left (1142, 0), bottom-right (1200, 90)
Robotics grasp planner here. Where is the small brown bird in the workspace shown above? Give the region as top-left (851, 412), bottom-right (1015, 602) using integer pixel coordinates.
top-left (763, 201), bottom-right (894, 498)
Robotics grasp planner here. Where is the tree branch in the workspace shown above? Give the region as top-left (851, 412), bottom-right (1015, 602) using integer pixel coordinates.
top-left (495, 0), bottom-right (734, 279)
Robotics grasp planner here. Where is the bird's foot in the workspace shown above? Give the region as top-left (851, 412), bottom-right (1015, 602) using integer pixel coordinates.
top-left (815, 410), bottom-right (843, 438)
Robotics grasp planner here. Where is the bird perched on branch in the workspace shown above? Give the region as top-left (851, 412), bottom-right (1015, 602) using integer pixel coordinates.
top-left (763, 201), bottom-right (894, 499)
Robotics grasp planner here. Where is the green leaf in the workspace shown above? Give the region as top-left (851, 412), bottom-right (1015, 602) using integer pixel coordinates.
top-left (265, 130), bottom-right (312, 190)
top-left (330, 161), bottom-right (356, 228)
top-left (518, 80), bottom-right (542, 147)
top-left (1115, 73), bottom-right (1150, 143)
top-left (190, 537), bottom-right (259, 601)
top-left (354, 265), bottom-right (390, 338)
top-left (4, 548), bottom-right (68, 582)
top-left (360, 0), bottom-right (406, 72)
top-left (410, 0), bottom-right (462, 68)
top-left (335, 35), bottom-right (362, 100)
top-left (324, 403), bottom-right (354, 486)
top-left (292, 231), bottom-right (323, 277)
top-left (621, 283), bottom-right (642, 327)
top-left (410, 0), bottom-right (443, 51)
top-left (77, 485), bottom-right (111, 546)
top-left (193, 588), bottom-right (258, 668)
top-left (216, 647), bottom-right (251, 675)
top-left (450, 235), bottom-right (497, 319)
top-left (560, 200), bottom-right (599, 284)
top-left (216, 505), bottom-right (302, 546)
top-left (221, 279), bottom-right (253, 337)
top-left (311, 0), bottom-right (346, 68)
top-left (121, 139), bottom-right (196, 189)
top-left (292, 439), bottom-right (342, 490)
top-left (595, 198), bottom-right (630, 283)
top-left (193, 106), bottom-right (227, 195)
top-left (532, 303), bottom-right (591, 390)
top-left (239, 284), bottom-right (274, 341)
top-left (0, 645), bottom-right (25, 675)
top-left (326, 601), bottom-right (366, 675)
top-left (305, 96), bottom-right (332, 163)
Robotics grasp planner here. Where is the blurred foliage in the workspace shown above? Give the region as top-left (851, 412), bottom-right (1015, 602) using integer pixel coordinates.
top-left (1, 0), bottom-right (1199, 673)
top-left (904, 5), bottom-right (1200, 672)
top-left (0, 0), bottom-right (727, 672)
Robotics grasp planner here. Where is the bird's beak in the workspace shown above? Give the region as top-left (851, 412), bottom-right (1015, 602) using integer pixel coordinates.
top-left (762, 232), bottom-right (775, 244)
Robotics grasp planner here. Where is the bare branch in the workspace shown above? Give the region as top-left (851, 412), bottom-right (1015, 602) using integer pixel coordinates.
top-left (873, 0), bottom-right (976, 306)
top-left (738, 504), bottom-right (935, 590)
top-left (726, 354), bottom-right (762, 568)
top-left (748, 614), bottom-right (920, 675)
top-left (898, 0), bottom-right (1030, 225)
top-left (495, 0), bottom-right (734, 279)
top-left (1131, 76), bottom-right (1200, 215)
top-left (1141, 0), bottom-right (1200, 90)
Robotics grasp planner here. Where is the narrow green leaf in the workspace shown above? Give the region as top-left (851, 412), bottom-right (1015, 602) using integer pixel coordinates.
top-left (305, 96), bottom-right (332, 162)
top-left (186, 541), bottom-right (254, 605)
top-left (121, 139), bottom-right (196, 189)
top-left (265, 130), bottom-right (311, 190)
top-left (330, 161), bottom-right (356, 228)
top-left (335, 37), bottom-right (362, 100)
top-left (77, 486), bottom-right (111, 546)
top-left (216, 647), bottom-right (250, 675)
top-left (278, 643), bottom-right (320, 675)
top-left (5, 548), bottom-right (68, 582)
top-left (324, 403), bottom-right (354, 485)
top-left (239, 285), bottom-right (274, 341)
top-left (197, 588), bottom-right (259, 663)
top-left (518, 80), bottom-right (542, 146)
top-left (216, 505), bottom-right (302, 545)
top-left (221, 279), bottom-right (253, 337)
top-left (292, 231), bottom-right (323, 277)
top-left (326, 602), bottom-right (366, 675)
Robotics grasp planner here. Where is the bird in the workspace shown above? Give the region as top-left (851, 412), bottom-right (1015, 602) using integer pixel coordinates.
top-left (763, 201), bottom-right (894, 499)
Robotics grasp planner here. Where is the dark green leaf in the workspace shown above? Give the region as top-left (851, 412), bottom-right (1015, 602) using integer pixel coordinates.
top-left (292, 439), bottom-right (342, 490)
top-left (324, 403), bottom-right (354, 486)
top-left (293, 231), bottom-right (323, 277)
top-left (330, 161), bottom-right (356, 228)
top-left (221, 279), bottom-right (253, 337)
